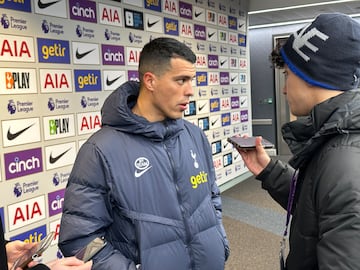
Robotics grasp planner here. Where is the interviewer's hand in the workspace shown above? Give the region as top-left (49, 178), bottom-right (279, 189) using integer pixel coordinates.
top-left (236, 136), bottom-right (271, 176)
top-left (44, 257), bottom-right (92, 270)
top-left (6, 240), bottom-right (38, 270)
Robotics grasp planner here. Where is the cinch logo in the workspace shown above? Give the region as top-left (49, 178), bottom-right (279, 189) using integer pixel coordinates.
top-left (194, 24), bottom-right (205, 40)
top-left (40, 69), bottom-right (72, 93)
top-left (241, 110), bottom-right (249, 123)
top-left (69, 0), bottom-right (97, 23)
top-left (128, 70), bottom-right (139, 82)
top-left (99, 3), bottom-right (122, 26)
top-left (179, 1), bottom-right (192, 20)
top-left (0, 34), bottom-right (34, 62)
top-left (102, 44), bottom-right (125, 65)
top-left (208, 54), bottom-right (218, 69)
top-left (163, 0), bottom-right (178, 16)
top-left (4, 148), bottom-right (43, 180)
top-left (231, 96), bottom-right (240, 109)
top-left (48, 189), bottom-right (65, 216)
top-left (0, 0), bottom-right (31, 13)
top-left (43, 114), bottom-right (75, 140)
top-left (74, 70), bottom-right (101, 92)
top-left (221, 112), bottom-right (231, 127)
top-left (210, 98), bottom-right (220, 112)
top-left (77, 111), bottom-right (101, 135)
top-left (196, 71), bottom-right (207, 86)
top-left (37, 38), bottom-right (70, 63)
top-left (7, 196), bottom-right (46, 231)
top-left (190, 171), bottom-right (208, 189)
top-left (220, 72), bottom-right (229, 85)
top-left (144, 0), bottom-right (161, 12)
top-left (164, 17), bottom-right (178, 36)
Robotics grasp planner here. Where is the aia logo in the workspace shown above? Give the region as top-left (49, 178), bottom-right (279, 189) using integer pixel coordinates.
top-left (0, 35), bottom-right (34, 62)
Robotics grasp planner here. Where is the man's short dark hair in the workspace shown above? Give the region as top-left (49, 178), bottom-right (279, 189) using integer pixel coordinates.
top-left (269, 41), bottom-right (285, 69)
top-left (139, 37), bottom-right (196, 79)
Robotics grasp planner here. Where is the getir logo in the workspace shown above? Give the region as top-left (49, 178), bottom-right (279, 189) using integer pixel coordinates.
top-left (0, 0), bottom-right (31, 12)
top-left (190, 171), bottom-right (208, 189)
top-left (4, 147), bottom-right (43, 180)
top-left (74, 70), bottom-right (101, 92)
top-left (8, 195), bottom-right (46, 231)
top-left (37, 38), bottom-right (70, 64)
top-left (0, 34), bottom-right (34, 62)
top-left (10, 224), bottom-right (46, 243)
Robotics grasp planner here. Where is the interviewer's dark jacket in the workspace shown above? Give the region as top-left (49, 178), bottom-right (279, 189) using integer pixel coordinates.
top-left (257, 90), bottom-right (360, 270)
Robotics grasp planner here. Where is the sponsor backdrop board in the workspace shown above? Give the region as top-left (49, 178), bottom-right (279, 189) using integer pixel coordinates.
top-left (0, 0), bottom-right (251, 262)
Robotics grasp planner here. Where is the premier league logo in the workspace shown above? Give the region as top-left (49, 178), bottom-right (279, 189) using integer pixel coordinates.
top-left (7, 100), bottom-right (16, 114)
top-left (48, 98), bottom-right (55, 111)
top-left (1, 14), bottom-right (9, 29)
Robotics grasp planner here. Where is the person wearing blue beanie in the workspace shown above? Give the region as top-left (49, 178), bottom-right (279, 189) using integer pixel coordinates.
top-left (237, 13), bottom-right (360, 270)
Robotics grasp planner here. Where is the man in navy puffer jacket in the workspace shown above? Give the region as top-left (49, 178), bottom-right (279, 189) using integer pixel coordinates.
top-left (59, 37), bottom-right (230, 270)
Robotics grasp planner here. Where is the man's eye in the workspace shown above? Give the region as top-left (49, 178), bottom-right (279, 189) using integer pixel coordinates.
top-left (177, 79), bottom-right (185, 84)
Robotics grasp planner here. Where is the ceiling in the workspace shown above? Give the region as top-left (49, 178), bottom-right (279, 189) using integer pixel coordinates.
top-left (249, 1), bottom-right (360, 28)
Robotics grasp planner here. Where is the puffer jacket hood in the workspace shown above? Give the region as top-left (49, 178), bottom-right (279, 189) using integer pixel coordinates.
top-left (101, 81), bottom-right (182, 141)
top-left (282, 90), bottom-right (360, 168)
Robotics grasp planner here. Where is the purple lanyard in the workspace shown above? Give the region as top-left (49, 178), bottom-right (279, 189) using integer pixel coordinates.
top-left (283, 170), bottom-right (299, 238)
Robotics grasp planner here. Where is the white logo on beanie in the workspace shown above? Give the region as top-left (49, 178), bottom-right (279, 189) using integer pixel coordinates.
top-left (292, 25), bottom-right (329, 62)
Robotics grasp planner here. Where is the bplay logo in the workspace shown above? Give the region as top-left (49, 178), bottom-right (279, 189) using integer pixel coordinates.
top-left (7, 195), bottom-right (46, 231)
top-left (37, 38), bottom-right (70, 63)
top-left (0, 34), bottom-right (35, 62)
top-left (77, 111), bottom-right (101, 135)
top-left (69, 0), bottom-right (97, 23)
top-left (99, 3), bottom-right (122, 27)
top-left (45, 142), bottom-right (76, 170)
top-left (43, 114), bottom-right (75, 140)
top-left (48, 189), bottom-right (65, 216)
top-left (144, 0), bottom-right (161, 12)
top-left (4, 148), bottom-right (43, 180)
top-left (0, 68), bottom-right (37, 94)
top-left (2, 117), bottom-right (41, 147)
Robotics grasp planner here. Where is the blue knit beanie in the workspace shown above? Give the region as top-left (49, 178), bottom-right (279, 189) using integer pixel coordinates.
top-left (281, 13), bottom-right (360, 90)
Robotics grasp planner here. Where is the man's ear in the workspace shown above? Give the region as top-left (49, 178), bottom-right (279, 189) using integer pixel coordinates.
top-left (143, 72), bottom-right (155, 91)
